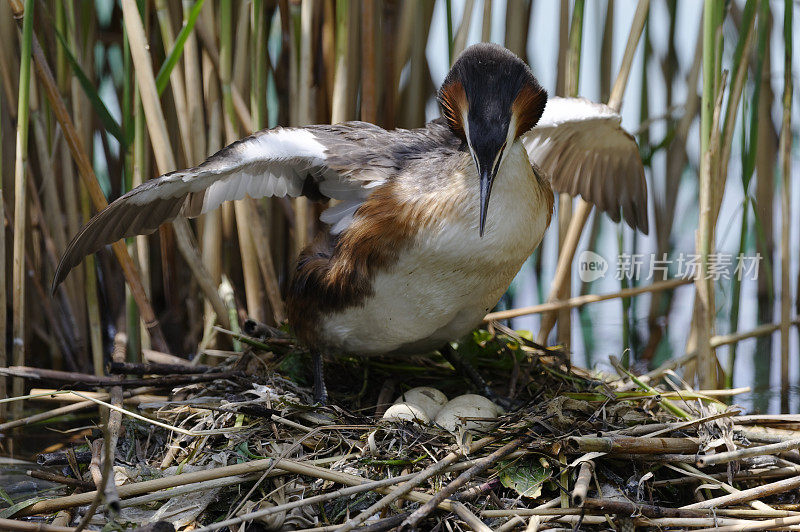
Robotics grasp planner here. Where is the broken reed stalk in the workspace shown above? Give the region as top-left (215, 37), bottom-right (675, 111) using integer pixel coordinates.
top-left (565, 436), bottom-right (698, 455)
top-left (571, 461), bottom-right (593, 506)
top-left (451, 502), bottom-right (492, 532)
top-left (778, 0), bottom-right (793, 410)
top-left (536, 0), bottom-right (650, 345)
top-left (715, 0), bottom-right (756, 212)
top-left (27, 470), bottom-right (96, 491)
top-left (9, 0), bottom-right (34, 417)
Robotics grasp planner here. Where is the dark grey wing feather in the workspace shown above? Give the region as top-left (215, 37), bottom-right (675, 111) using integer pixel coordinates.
top-left (54, 121), bottom-right (459, 289)
top-left (523, 97), bottom-right (649, 234)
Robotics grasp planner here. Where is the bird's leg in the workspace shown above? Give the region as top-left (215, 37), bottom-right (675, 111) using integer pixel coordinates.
top-left (440, 344), bottom-right (511, 409)
top-left (311, 350), bottom-right (328, 405)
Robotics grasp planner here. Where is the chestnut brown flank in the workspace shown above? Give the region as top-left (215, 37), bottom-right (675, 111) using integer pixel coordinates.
top-left (287, 182), bottom-right (421, 348)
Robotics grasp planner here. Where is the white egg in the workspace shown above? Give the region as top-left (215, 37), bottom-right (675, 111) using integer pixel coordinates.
top-left (434, 394), bottom-right (499, 431)
top-left (394, 387), bottom-right (448, 419)
top-left (382, 403), bottom-right (431, 424)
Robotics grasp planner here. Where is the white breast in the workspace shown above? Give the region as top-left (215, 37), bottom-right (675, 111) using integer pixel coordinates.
top-left (320, 141), bottom-right (551, 355)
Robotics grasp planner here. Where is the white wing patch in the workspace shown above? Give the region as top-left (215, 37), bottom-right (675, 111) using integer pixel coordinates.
top-left (536, 96), bottom-right (619, 128)
top-left (197, 128), bottom-right (328, 214)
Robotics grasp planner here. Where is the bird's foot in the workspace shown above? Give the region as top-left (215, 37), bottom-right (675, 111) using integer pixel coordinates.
top-left (312, 351), bottom-right (329, 405)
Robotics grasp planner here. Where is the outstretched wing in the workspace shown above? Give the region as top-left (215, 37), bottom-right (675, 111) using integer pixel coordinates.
top-left (54, 123), bottom-right (395, 288)
top-left (522, 97), bottom-right (649, 234)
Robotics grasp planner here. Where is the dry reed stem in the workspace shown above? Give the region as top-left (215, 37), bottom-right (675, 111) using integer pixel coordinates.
top-left (698, 437), bottom-right (800, 467)
top-left (696, 515), bottom-right (800, 532)
top-left (682, 474), bottom-right (800, 510)
top-left (655, 462), bottom-right (800, 486)
top-left (184, 0), bottom-right (206, 163)
top-left (0, 399), bottom-right (92, 432)
top-left (0, 188), bottom-right (6, 417)
top-left (485, 277), bottom-right (692, 322)
top-left (173, 218), bottom-right (231, 328)
top-left (15, 20), bottom-right (168, 351)
top-left (451, 501), bottom-right (492, 532)
top-left (484, 504), bottom-right (800, 519)
top-left (695, 65), bottom-right (727, 389)
top-left (675, 463), bottom-right (775, 513)
top-left (73, 334), bottom-right (125, 532)
top-left (9, 0), bottom-right (34, 415)
top-left (536, 0), bottom-right (649, 345)
top-left (336, 436), bottom-right (498, 531)
top-left (220, 0), bottom-right (264, 324)
top-left (778, 0), bottom-right (793, 413)
top-left (360, 0), bottom-right (378, 123)
top-left (570, 461), bottom-right (592, 506)
top-left (155, 0), bottom-right (193, 165)
top-left (452, 0), bottom-right (475, 58)
top-left (565, 435), bottom-right (698, 454)
top-left (123, 0), bottom-right (231, 330)
top-left (246, 197), bottom-right (286, 323)
top-left (109, 473), bottom-right (262, 510)
top-left (195, 471), bottom-right (433, 532)
top-left (403, 436), bottom-right (528, 528)
top-left (637, 517), bottom-right (788, 529)
top-left (194, 21), bottom-right (253, 133)
top-left (26, 388), bottom-right (163, 404)
top-left (0, 520), bottom-right (76, 532)
top-left (15, 455), bottom-right (453, 518)
top-left (715, 8), bottom-right (756, 216)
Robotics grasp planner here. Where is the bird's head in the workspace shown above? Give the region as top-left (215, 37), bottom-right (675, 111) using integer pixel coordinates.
top-left (438, 43), bottom-right (547, 236)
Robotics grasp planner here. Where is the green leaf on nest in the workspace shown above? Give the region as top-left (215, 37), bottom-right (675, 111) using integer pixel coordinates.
top-left (498, 460), bottom-right (550, 499)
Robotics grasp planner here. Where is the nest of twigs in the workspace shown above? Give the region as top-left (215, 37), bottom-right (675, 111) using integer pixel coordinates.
top-left (4, 325), bottom-right (800, 532)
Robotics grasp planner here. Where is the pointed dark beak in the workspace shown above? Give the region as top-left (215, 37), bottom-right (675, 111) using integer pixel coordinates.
top-left (478, 166), bottom-right (495, 237)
